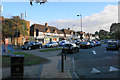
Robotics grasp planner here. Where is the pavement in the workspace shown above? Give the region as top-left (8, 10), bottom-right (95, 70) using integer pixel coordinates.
top-left (1, 49), bottom-right (74, 79)
top-left (2, 43), bottom-right (120, 79)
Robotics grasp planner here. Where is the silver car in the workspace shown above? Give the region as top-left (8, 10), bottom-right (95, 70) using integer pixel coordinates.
top-left (45, 42), bottom-right (58, 48)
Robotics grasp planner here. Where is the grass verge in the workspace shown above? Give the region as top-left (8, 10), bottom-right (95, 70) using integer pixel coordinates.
top-left (40, 47), bottom-right (62, 52)
top-left (2, 52), bottom-right (50, 68)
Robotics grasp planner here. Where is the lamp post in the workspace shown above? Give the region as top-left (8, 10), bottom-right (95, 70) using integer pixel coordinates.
top-left (98, 27), bottom-right (101, 39)
top-left (77, 14), bottom-right (83, 40)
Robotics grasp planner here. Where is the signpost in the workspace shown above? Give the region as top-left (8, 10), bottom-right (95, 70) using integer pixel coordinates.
top-left (5, 38), bottom-right (9, 54)
top-left (3, 38), bottom-right (13, 55)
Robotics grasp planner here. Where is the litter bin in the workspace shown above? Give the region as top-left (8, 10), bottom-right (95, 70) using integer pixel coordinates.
top-left (11, 55), bottom-right (24, 78)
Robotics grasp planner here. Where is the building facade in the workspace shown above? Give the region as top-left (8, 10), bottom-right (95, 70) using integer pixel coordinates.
top-left (30, 23), bottom-right (64, 43)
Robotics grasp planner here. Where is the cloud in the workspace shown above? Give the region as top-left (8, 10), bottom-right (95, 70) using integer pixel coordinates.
top-left (48, 5), bottom-right (118, 33)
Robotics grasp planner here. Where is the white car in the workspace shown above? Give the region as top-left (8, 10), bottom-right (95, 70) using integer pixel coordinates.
top-left (45, 42), bottom-right (58, 48)
top-left (59, 40), bottom-right (69, 46)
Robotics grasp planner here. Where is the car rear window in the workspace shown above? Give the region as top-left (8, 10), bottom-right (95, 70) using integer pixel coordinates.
top-left (81, 42), bottom-right (87, 44)
top-left (108, 42), bottom-right (116, 45)
top-left (64, 44), bottom-right (72, 47)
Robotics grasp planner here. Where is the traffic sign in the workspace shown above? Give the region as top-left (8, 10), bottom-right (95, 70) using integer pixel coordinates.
top-left (5, 38), bottom-right (9, 45)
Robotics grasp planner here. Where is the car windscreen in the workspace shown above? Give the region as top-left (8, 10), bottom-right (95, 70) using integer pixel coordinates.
top-left (81, 42), bottom-right (87, 44)
top-left (64, 44), bottom-right (72, 47)
top-left (96, 41), bottom-right (100, 43)
top-left (48, 42), bottom-right (53, 44)
top-left (28, 42), bottom-right (33, 45)
top-left (107, 42), bottom-right (116, 45)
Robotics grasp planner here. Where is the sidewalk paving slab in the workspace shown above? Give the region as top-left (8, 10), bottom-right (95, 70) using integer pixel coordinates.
top-left (40, 57), bottom-right (72, 78)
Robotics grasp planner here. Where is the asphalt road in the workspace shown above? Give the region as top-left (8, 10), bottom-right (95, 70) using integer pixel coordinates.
top-left (66, 44), bottom-right (120, 79)
top-left (2, 44), bottom-right (120, 79)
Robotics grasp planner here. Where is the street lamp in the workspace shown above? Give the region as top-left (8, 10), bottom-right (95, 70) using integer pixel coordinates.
top-left (77, 14), bottom-right (83, 40)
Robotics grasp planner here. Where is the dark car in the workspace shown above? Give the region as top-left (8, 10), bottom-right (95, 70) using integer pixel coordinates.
top-left (95, 41), bottom-right (101, 46)
top-left (75, 40), bottom-right (81, 45)
top-left (62, 43), bottom-right (79, 54)
top-left (80, 42), bottom-right (91, 49)
top-left (21, 41), bottom-right (42, 50)
top-left (106, 42), bottom-right (119, 51)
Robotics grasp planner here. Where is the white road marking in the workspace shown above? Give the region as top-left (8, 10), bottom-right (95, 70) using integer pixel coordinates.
top-left (109, 66), bottom-right (118, 72)
top-left (72, 58), bottom-right (75, 71)
top-left (91, 68), bottom-right (101, 73)
top-left (92, 50), bottom-right (96, 54)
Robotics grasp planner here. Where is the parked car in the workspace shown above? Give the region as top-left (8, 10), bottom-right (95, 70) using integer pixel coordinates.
top-left (80, 42), bottom-right (91, 49)
top-left (62, 43), bottom-right (79, 54)
top-left (95, 41), bottom-right (101, 46)
top-left (92, 41), bottom-right (97, 46)
top-left (106, 42), bottom-right (119, 51)
top-left (89, 41), bottom-right (95, 47)
top-left (45, 42), bottom-right (58, 48)
top-left (21, 41), bottom-right (42, 50)
top-left (59, 40), bottom-right (69, 46)
top-left (75, 40), bottom-right (81, 45)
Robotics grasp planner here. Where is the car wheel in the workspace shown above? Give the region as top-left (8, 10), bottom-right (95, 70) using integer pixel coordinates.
top-left (88, 46), bottom-right (90, 49)
top-left (106, 48), bottom-right (108, 51)
top-left (51, 45), bottom-right (53, 48)
top-left (39, 45), bottom-right (42, 49)
top-left (28, 47), bottom-right (31, 50)
top-left (77, 49), bottom-right (79, 52)
top-left (72, 50), bottom-right (75, 54)
top-left (116, 48), bottom-right (119, 51)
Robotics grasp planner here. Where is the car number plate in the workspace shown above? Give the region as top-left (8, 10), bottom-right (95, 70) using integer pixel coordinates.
top-left (110, 45), bottom-right (113, 46)
top-left (65, 48), bottom-right (69, 49)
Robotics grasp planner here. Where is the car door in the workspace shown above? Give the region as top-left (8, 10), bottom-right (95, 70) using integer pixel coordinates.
top-left (35, 42), bottom-right (39, 49)
top-left (32, 42), bottom-right (36, 49)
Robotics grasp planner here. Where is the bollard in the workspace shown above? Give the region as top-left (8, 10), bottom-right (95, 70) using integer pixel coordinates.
top-left (61, 53), bottom-right (64, 72)
top-left (64, 52), bottom-right (67, 60)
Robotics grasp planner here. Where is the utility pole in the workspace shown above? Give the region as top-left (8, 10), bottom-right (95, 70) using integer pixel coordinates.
top-left (77, 14), bottom-right (83, 41)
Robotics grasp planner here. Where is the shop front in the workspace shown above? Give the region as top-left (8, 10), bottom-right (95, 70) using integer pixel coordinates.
top-left (44, 36), bottom-right (59, 43)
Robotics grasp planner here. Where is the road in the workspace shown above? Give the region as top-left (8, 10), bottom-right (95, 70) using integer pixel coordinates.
top-left (66, 44), bottom-right (120, 79)
top-left (2, 43), bottom-right (120, 79)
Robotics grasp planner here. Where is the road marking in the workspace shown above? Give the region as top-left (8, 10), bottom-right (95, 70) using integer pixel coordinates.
top-left (109, 66), bottom-right (118, 72)
top-left (72, 58), bottom-right (75, 71)
top-left (92, 50), bottom-right (96, 54)
top-left (91, 68), bottom-right (101, 73)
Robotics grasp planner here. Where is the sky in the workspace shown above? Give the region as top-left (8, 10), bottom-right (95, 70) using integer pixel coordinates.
top-left (1, 1), bottom-right (119, 33)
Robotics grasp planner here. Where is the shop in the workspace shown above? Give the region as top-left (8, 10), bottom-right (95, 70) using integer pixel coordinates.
top-left (44, 36), bottom-right (59, 43)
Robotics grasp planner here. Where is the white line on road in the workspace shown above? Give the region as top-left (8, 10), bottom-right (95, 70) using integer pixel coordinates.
top-left (92, 50), bottom-right (96, 54)
top-left (72, 58), bottom-right (75, 71)
top-left (91, 68), bottom-right (101, 73)
top-left (109, 66), bottom-right (118, 72)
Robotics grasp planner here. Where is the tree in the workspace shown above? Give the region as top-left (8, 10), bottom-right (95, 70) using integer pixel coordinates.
top-left (99, 29), bottom-right (109, 40)
top-left (2, 16), bottom-right (29, 45)
top-left (95, 31), bottom-right (99, 35)
top-left (110, 23), bottom-right (120, 40)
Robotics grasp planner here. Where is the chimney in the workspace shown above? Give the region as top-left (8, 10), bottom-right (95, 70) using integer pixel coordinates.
top-left (68, 28), bottom-right (70, 30)
top-left (45, 23), bottom-right (48, 27)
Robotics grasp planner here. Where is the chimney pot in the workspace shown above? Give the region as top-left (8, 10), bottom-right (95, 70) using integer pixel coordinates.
top-left (45, 23), bottom-right (48, 27)
top-left (68, 28), bottom-right (70, 30)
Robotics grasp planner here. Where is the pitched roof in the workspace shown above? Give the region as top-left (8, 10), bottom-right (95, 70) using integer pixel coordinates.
top-left (61, 29), bottom-right (71, 34)
top-left (31, 24), bottom-right (63, 34)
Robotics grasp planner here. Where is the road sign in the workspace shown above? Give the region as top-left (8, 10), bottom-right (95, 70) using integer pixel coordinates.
top-left (5, 38), bottom-right (9, 45)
